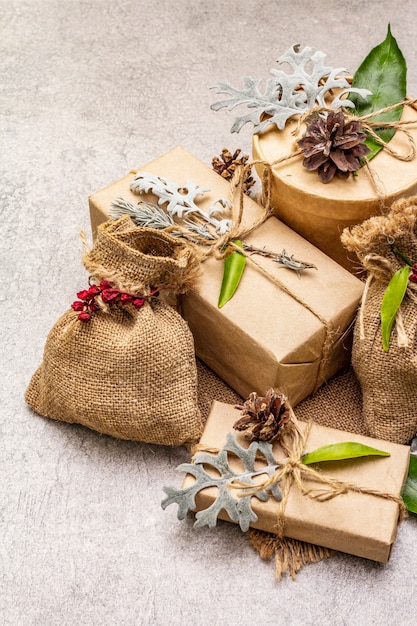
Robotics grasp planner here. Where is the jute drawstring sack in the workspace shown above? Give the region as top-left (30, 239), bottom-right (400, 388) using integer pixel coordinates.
top-left (25, 216), bottom-right (204, 446)
top-left (341, 196), bottom-right (417, 444)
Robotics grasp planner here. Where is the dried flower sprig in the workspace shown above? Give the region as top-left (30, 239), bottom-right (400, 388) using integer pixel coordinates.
top-left (242, 243), bottom-right (317, 276)
top-left (110, 198), bottom-right (175, 229)
top-left (110, 198), bottom-right (218, 242)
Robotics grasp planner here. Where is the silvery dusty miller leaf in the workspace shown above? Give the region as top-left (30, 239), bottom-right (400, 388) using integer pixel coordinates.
top-left (130, 172), bottom-right (232, 236)
top-left (161, 433), bottom-right (282, 532)
top-left (211, 45), bottom-right (371, 134)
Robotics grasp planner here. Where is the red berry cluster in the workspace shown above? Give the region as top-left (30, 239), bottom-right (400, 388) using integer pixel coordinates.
top-left (71, 280), bottom-right (158, 322)
top-left (409, 264), bottom-right (417, 284)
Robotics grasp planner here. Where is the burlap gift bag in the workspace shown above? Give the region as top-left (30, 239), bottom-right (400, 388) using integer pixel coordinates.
top-left (341, 196), bottom-right (417, 444)
top-left (25, 216), bottom-right (203, 446)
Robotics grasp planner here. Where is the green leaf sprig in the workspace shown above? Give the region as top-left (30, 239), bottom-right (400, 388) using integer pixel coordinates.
top-left (302, 441), bottom-right (390, 465)
top-left (380, 264), bottom-right (411, 351)
top-left (218, 240), bottom-right (246, 308)
top-left (402, 455), bottom-right (417, 514)
top-left (350, 24), bottom-right (407, 161)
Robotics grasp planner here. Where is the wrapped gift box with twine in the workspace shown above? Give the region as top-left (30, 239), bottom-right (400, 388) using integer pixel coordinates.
top-left (177, 400), bottom-right (410, 563)
top-left (89, 147), bottom-right (364, 406)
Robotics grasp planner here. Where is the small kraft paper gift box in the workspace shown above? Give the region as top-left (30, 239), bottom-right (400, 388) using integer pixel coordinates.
top-left (252, 100), bottom-right (417, 273)
top-left (177, 401), bottom-right (410, 563)
top-left (89, 146), bottom-right (364, 406)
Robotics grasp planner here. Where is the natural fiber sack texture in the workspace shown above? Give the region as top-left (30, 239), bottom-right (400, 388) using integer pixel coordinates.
top-left (342, 196), bottom-right (417, 444)
top-left (25, 217), bottom-right (203, 446)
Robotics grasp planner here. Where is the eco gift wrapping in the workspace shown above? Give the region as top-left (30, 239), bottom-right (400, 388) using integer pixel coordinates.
top-left (181, 401), bottom-right (410, 562)
top-left (89, 146), bottom-right (364, 406)
top-left (252, 102), bottom-right (417, 272)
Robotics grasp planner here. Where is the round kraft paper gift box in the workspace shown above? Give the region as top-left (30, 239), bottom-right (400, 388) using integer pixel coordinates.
top-left (252, 102), bottom-right (417, 273)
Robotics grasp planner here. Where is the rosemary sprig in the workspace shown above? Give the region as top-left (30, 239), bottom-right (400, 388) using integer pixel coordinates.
top-left (242, 243), bottom-right (317, 276)
top-left (110, 198), bottom-right (218, 242)
top-left (110, 198), bottom-right (175, 229)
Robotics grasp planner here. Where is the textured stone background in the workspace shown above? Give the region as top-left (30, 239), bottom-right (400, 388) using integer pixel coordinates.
top-left (2, 1), bottom-right (417, 624)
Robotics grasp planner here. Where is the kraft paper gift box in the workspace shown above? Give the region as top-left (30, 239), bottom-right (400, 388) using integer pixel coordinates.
top-left (181, 401), bottom-right (410, 563)
top-left (252, 100), bottom-right (417, 273)
top-left (89, 146), bottom-right (364, 406)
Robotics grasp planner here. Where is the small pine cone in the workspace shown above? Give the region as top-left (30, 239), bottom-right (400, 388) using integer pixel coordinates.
top-left (233, 388), bottom-right (291, 442)
top-left (212, 148), bottom-right (255, 194)
top-left (298, 110), bottom-right (370, 183)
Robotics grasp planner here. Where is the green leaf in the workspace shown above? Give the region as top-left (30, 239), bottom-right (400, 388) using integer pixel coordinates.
top-left (402, 455), bottom-right (417, 514)
top-left (217, 240), bottom-right (246, 308)
top-left (350, 25), bottom-right (407, 160)
top-left (380, 265), bottom-right (410, 352)
top-left (302, 442), bottom-right (390, 465)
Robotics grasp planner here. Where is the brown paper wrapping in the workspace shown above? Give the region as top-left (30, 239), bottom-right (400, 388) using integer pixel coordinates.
top-left (89, 146), bottom-right (364, 405)
top-left (182, 401), bottom-right (410, 562)
top-left (252, 103), bottom-right (417, 272)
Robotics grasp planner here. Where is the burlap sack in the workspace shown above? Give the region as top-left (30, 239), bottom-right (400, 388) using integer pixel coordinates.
top-left (341, 196), bottom-right (417, 444)
top-left (25, 216), bottom-right (204, 446)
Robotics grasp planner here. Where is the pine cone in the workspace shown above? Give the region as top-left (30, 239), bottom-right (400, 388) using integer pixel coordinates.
top-left (298, 111), bottom-right (370, 183)
top-left (212, 148), bottom-right (255, 194)
top-left (233, 388), bottom-right (291, 442)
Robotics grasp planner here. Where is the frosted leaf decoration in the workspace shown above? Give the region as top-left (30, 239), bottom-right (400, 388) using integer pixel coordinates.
top-left (131, 173), bottom-right (209, 217)
top-left (110, 178), bottom-right (316, 275)
top-left (211, 44), bottom-right (372, 134)
top-left (129, 172), bottom-right (232, 236)
top-left (161, 433), bottom-right (282, 532)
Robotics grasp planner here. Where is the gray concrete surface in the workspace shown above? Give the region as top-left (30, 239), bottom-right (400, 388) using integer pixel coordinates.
top-left (2, 1), bottom-right (417, 624)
